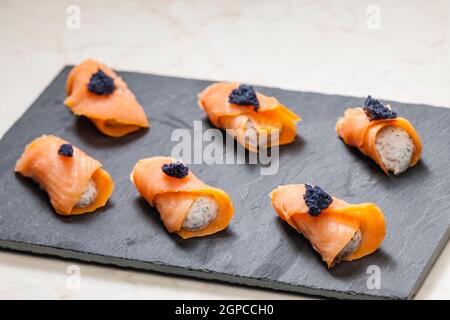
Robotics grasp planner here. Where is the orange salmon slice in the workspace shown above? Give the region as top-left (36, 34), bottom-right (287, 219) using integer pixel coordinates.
top-left (15, 135), bottom-right (114, 215)
top-left (130, 156), bottom-right (234, 239)
top-left (270, 184), bottom-right (386, 268)
top-left (65, 59), bottom-right (149, 137)
top-left (336, 107), bottom-right (422, 174)
top-left (198, 82), bottom-right (301, 152)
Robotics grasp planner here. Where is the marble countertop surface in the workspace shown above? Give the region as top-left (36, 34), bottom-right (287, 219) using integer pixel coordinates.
top-left (0, 0), bottom-right (448, 299)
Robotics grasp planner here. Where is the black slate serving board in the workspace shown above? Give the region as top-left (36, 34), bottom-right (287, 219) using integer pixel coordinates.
top-left (0, 67), bottom-right (449, 300)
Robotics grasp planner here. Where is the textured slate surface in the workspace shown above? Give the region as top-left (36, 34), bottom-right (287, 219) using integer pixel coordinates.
top-left (0, 67), bottom-right (449, 300)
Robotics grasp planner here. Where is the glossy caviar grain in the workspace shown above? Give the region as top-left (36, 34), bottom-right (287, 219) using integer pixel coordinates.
top-left (161, 162), bottom-right (189, 178)
top-left (228, 84), bottom-right (259, 111)
top-left (58, 144), bottom-right (74, 157)
top-left (87, 69), bottom-right (116, 95)
top-left (303, 184), bottom-right (333, 216)
top-left (363, 95), bottom-right (397, 121)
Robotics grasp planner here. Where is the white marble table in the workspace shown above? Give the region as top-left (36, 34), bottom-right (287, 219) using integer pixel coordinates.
top-left (0, 0), bottom-right (448, 299)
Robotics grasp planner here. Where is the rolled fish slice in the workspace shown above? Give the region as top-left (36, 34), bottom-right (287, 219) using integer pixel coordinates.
top-left (336, 107), bottom-right (422, 175)
top-left (65, 59), bottom-right (149, 137)
top-left (130, 156), bottom-right (234, 239)
top-left (270, 184), bottom-right (386, 268)
top-left (15, 135), bottom-right (114, 215)
top-left (198, 82), bottom-right (301, 152)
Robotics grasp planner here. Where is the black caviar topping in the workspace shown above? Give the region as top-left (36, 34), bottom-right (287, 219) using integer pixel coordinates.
top-left (58, 144), bottom-right (74, 157)
top-left (303, 184), bottom-right (333, 217)
top-left (229, 84), bottom-right (260, 111)
top-left (87, 69), bottom-right (116, 95)
top-left (363, 95), bottom-right (397, 121)
top-left (161, 162), bottom-right (189, 178)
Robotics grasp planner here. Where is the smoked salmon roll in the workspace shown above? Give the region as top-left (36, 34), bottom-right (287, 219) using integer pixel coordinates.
top-left (65, 59), bottom-right (149, 137)
top-left (131, 157), bottom-right (234, 239)
top-left (270, 184), bottom-right (386, 268)
top-left (198, 82), bottom-right (301, 152)
top-left (15, 135), bottom-right (114, 215)
top-left (336, 96), bottom-right (422, 175)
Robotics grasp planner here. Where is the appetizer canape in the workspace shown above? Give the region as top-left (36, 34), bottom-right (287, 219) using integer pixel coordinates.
top-left (15, 135), bottom-right (114, 215)
top-left (65, 59), bottom-right (149, 137)
top-left (198, 82), bottom-right (301, 152)
top-left (336, 96), bottom-right (422, 175)
top-left (270, 184), bottom-right (386, 268)
top-left (131, 157), bottom-right (234, 239)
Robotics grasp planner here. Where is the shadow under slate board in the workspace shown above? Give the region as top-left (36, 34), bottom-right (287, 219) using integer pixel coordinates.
top-left (0, 66), bottom-right (449, 300)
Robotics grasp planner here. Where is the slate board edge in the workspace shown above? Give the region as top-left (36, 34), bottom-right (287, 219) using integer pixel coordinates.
top-left (408, 226), bottom-right (450, 299)
top-left (0, 239), bottom-right (400, 300)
